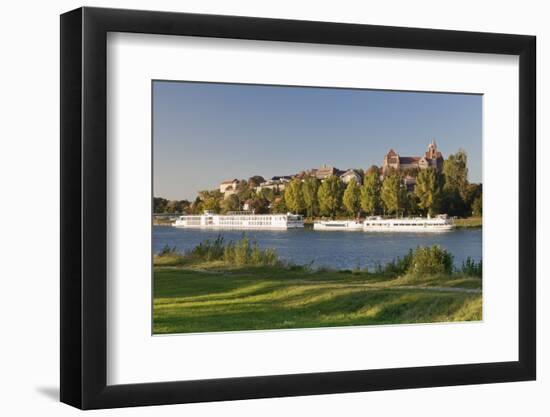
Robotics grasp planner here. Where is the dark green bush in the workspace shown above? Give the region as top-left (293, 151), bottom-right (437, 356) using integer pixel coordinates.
top-left (233, 236), bottom-right (252, 265)
top-left (383, 249), bottom-right (414, 276)
top-left (408, 245), bottom-right (454, 276)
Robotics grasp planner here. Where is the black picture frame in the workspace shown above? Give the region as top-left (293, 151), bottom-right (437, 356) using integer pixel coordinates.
top-left (60, 6), bottom-right (536, 410)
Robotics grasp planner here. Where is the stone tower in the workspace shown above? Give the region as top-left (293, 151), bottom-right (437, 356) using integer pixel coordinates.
top-left (426, 139), bottom-right (438, 159)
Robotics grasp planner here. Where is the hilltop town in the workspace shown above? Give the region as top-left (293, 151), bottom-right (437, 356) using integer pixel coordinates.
top-left (220, 139), bottom-right (445, 199)
top-left (154, 140), bottom-right (482, 219)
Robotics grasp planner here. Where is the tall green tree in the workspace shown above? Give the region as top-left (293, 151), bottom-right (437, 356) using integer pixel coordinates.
top-left (153, 197), bottom-right (168, 213)
top-left (471, 196), bottom-right (482, 217)
top-left (199, 190), bottom-right (223, 213)
top-left (245, 196), bottom-right (270, 214)
top-left (343, 178), bottom-right (360, 216)
top-left (165, 200), bottom-right (180, 214)
top-left (234, 179), bottom-right (254, 202)
top-left (414, 168), bottom-right (442, 216)
top-left (381, 170), bottom-right (407, 215)
top-left (247, 175), bottom-right (265, 188)
top-left (440, 188), bottom-right (467, 217)
top-left (284, 178), bottom-right (305, 214)
top-left (360, 170), bottom-right (381, 215)
top-left (302, 175), bottom-right (320, 218)
top-left (443, 149), bottom-right (469, 199)
top-left (220, 194), bottom-right (240, 213)
top-left (179, 200), bottom-right (191, 213)
top-left (271, 196), bottom-right (287, 213)
top-left (258, 187), bottom-right (275, 203)
top-left (405, 192), bottom-right (420, 216)
top-left (439, 149), bottom-right (471, 217)
top-left (317, 175), bottom-right (343, 218)
top-left (190, 196), bottom-right (203, 214)
top-left (464, 183), bottom-right (482, 210)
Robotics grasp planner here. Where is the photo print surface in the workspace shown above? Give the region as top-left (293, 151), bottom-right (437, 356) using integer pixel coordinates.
top-left (152, 80), bottom-right (483, 335)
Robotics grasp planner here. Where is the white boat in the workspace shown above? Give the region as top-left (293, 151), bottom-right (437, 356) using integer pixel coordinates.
top-left (363, 214), bottom-right (454, 232)
top-left (172, 211), bottom-right (304, 230)
top-left (313, 220), bottom-right (363, 231)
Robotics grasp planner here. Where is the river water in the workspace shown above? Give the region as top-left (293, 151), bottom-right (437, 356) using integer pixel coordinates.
top-left (153, 226), bottom-right (482, 270)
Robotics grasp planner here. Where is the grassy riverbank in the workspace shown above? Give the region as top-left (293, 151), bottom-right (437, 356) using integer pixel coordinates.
top-left (453, 217), bottom-right (482, 228)
top-left (153, 216), bottom-right (174, 226)
top-left (153, 239), bottom-right (482, 334)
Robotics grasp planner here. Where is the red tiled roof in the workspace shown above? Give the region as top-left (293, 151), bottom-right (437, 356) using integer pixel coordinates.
top-left (399, 156), bottom-right (420, 164)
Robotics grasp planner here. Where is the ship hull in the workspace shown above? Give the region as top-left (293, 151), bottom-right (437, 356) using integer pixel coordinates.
top-left (362, 216), bottom-right (455, 232)
top-left (172, 224), bottom-right (303, 230)
top-left (363, 225), bottom-right (454, 232)
top-left (172, 212), bottom-right (304, 230)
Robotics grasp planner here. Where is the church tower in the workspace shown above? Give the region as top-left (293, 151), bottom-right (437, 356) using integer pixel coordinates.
top-left (426, 139), bottom-right (438, 159)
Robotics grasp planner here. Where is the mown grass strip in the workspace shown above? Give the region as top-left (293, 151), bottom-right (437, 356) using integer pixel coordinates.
top-left (153, 266), bottom-right (482, 334)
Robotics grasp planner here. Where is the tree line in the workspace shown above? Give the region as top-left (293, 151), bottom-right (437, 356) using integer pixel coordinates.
top-left (154, 150), bottom-right (482, 218)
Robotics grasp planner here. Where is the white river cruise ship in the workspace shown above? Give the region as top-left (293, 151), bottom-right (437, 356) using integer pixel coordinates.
top-left (313, 220), bottom-right (363, 231)
top-left (363, 214), bottom-right (454, 232)
top-left (173, 211), bottom-right (304, 230)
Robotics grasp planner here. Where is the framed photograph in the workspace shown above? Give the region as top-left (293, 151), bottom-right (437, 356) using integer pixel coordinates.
top-left (60, 7), bottom-right (536, 409)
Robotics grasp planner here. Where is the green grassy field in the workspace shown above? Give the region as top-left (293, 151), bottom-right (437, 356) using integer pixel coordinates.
top-left (153, 262), bottom-right (482, 334)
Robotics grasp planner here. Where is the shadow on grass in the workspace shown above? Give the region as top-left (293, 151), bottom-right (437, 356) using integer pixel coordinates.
top-left (153, 276), bottom-right (481, 334)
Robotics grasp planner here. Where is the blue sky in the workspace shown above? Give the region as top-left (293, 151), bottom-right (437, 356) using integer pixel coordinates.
top-left (153, 81), bottom-right (482, 201)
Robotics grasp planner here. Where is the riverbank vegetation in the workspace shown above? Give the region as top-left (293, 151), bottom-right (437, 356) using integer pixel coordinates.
top-left (154, 150), bottom-right (482, 222)
top-left (153, 237), bottom-right (482, 334)
top-left (453, 217), bottom-right (482, 228)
